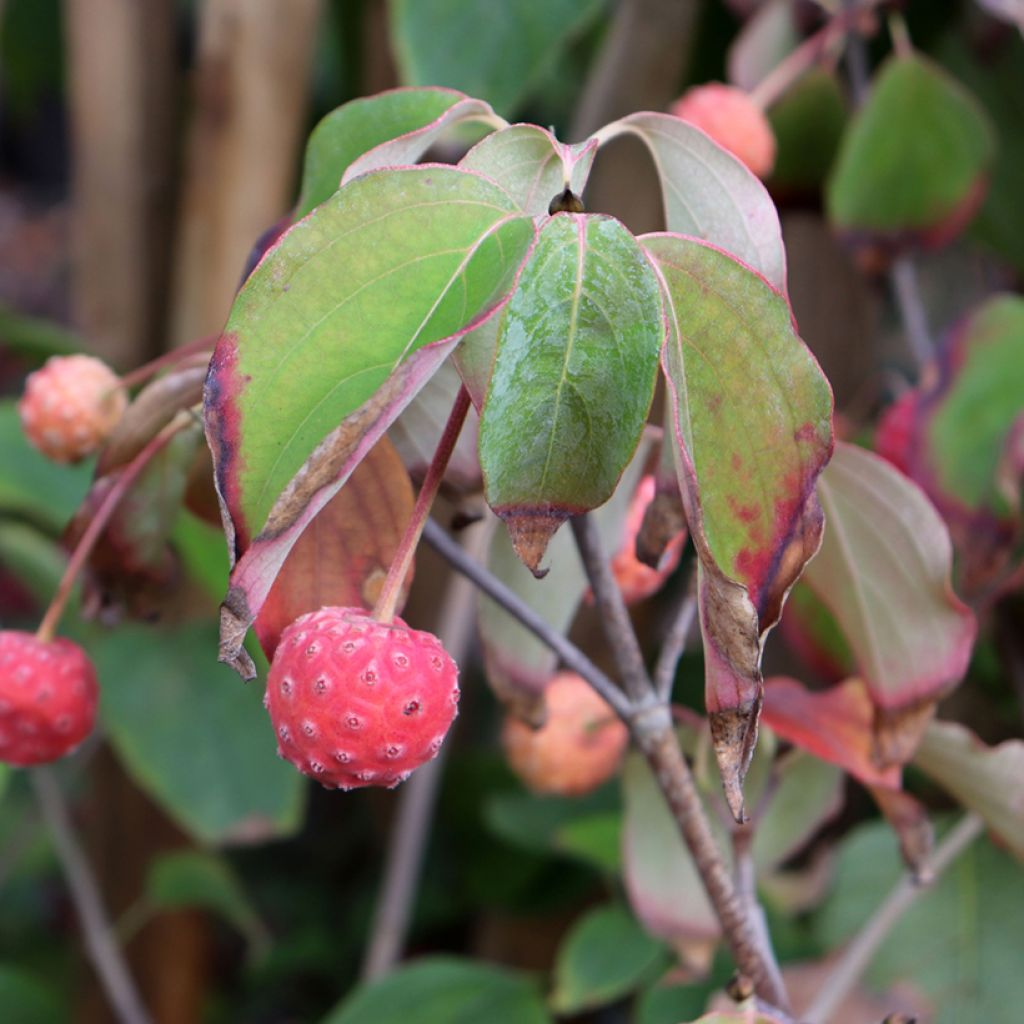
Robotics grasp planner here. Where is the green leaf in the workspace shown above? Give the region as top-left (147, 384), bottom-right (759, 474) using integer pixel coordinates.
top-left (645, 233), bottom-right (832, 816)
top-left (556, 812), bottom-right (621, 873)
top-left (145, 850), bottom-right (269, 953)
top-left (0, 304), bottom-right (81, 361)
top-left (751, 750), bottom-right (843, 873)
top-left (806, 442), bottom-right (976, 722)
top-left (0, 965), bottom-right (65, 1024)
top-left (322, 956), bottom-right (551, 1024)
top-left (551, 904), bottom-right (668, 1013)
top-left (914, 720), bottom-right (1024, 861)
top-left (767, 69), bottom-right (847, 192)
top-left (479, 214), bottom-right (662, 574)
top-left (635, 981), bottom-right (715, 1024)
top-left (827, 53), bottom-right (996, 242)
top-left (460, 125), bottom-right (596, 215)
top-left (0, 400), bottom-right (92, 531)
top-left (815, 822), bottom-right (1024, 1023)
top-left (94, 623), bottom-right (306, 845)
top-left (296, 87), bottom-right (479, 216)
top-left (206, 166), bottom-right (534, 675)
top-left (595, 113), bottom-right (787, 291)
top-left (0, 521), bottom-right (67, 608)
top-left (388, 0), bottom-right (605, 117)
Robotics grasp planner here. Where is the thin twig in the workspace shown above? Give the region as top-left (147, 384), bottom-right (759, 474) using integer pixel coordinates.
top-left (424, 517), bottom-right (788, 1008)
top-left (570, 514), bottom-right (653, 704)
top-left (632, 709), bottom-right (791, 1011)
top-left (732, 824), bottom-right (788, 1007)
top-left (117, 334), bottom-right (216, 390)
top-left (421, 518), bottom-right (630, 719)
top-left (805, 813), bottom-right (984, 1022)
top-left (362, 519), bottom-right (490, 980)
top-left (653, 568), bottom-right (698, 702)
top-left (32, 768), bottom-right (152, 1024)
top-left (889, 256), bottom-right (935, 369)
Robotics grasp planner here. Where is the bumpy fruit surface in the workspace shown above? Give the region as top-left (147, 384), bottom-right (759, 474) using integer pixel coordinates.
top-left (265, 607), bottom-right (460, 790)
top-left (502, 672), bottom-right (629, 797)
top-left (612, 475), bottom-right (685, 604)
top-left (0, 631), bottom-right (99, 766)
top-left (669, 82), bottom-right (776, 178)
top-left (19, 354), bottom-right (127, 463)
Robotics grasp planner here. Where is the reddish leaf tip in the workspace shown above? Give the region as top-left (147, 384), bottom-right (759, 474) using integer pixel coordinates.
top-left (498, 507), bottom-right (570, 578)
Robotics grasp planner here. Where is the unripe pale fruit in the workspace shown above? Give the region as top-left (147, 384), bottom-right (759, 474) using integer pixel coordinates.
top-left (612, 475), bottom-right (685, 604)
top-left (669, 83), bottom-right (776, 178)
top-left (19, 354), bottom-right (127, 463)
top-left (265, 607), bottom-right (460, 790)
top-left (502, 672), bottom-right (629, 796)
top-left (0, 631), bottom-right (99, 766)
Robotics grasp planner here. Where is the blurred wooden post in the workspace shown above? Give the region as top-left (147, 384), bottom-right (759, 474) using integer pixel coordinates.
top-left (65, 0), bottom-right (177, 369)
top-left (170, 0), bottom-right (323, 346)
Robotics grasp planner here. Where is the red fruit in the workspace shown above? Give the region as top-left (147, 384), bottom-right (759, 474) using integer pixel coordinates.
top-left (502, 672), bottom-right (629, 797)
top-left (669, 82), bottom-right (776, 178)
top-left (0, 632), bottom-right (99, 766)
top-left (611, 475), bottom-right (685, 604)
top-left (19, 354), bottom-right (127, 463)
top-left (265, 607), bottom-right (460, 790)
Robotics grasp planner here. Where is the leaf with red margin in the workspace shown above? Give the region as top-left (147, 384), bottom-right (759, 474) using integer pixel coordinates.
top-left (478, 214), bottom-right (664, 575)
top-left (460, 125), bottom-right (596, 215)
top-left (253, 436), bottom-right (415, 660)
top-left (204, 166), bottom-right (535, 677)
top-left (889, 294), bottom-right (1024, 598)
top-left (644, 233), bottom-right (833, 818)
top-left (296, 87), bottom-right (504, 217)
top-left (762, 677), bottom-right (901, 789)
top-left (593, 113), bottom-right (787, 291)
top-left (913, 719), bottom-right (1024, 862)
top-left (777, 580), bottom-right (856, 686)
top-left (804, 442), bottom-right (976, 763)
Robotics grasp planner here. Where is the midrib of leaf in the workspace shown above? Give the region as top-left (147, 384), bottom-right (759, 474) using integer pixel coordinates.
top-left (537, 217), bottom-right (587, 495)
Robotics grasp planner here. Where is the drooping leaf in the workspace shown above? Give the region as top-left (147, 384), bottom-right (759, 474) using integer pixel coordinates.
top-left (826, 53), bottom-right (996, 251)
top-left (94, 623), bottom-right (306, 845)
top-left (479, 214), bottom-right (662, 574)
top-left (388, 0), bottom-right (606, 117)
top-left (460, 125), bottom-right (597, 215)
top-left (777, 579), bottom-right (856, 684)
top-left (767, 69), bottom-right (848, 194)
top-left (321, 956), bottom-right (551, 1024)
top-left (622, 750), bottom-right (722, 948)
top-left (896, 295), bottom-right (1024, 596)
top-left (145, 850), bottom-right (270, 954)
top-left (816, 821), bottom-right (1022, 1023)
top-left (595, 113), bottom-right (787, 291)
top-left (867, 783), bottom-right (934, 879)
top-left (204, 166), bottom-right (534, 676)
top-left (296, 87), bottom-right (500, 217)
top-left (762, 677), bottom-right (901, 789)
top-left (478, 438), bottom-right (649, 718)
top-left (805, 442), bottom-right (976, 762)
top-left (253, 436), bottom-right (414, 660)
top-left (913, 719), bottom-right (1024, 861)
top-left (645, 232), bottom-right (832, 816)
top-left (551, 904), bottom-right (668, 1014)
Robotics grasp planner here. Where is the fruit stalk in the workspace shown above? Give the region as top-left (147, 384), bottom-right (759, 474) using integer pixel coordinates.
top-left (35, 410), bottom-right (193, 644)
top-left (372, 385), bottom-right (472, 623)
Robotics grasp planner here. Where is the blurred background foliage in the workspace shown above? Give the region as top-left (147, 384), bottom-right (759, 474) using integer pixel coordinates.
top-left (0, 1), bottom-right (1022, 1022)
